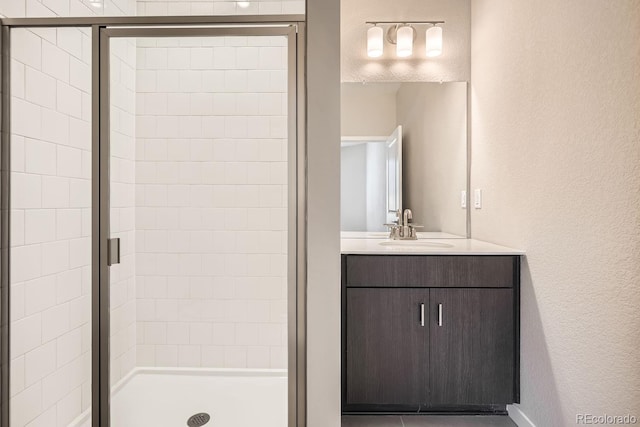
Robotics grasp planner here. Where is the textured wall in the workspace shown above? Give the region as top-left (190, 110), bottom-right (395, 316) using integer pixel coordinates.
top-left (397, 82), bottom-right (467, 236)
top-left (134, 36), bottom-right (288, 370)
top-left (471, 1), bottom-right (640, 425)
top-left (341, 83), bottom-right (398, 137)
top-left (341, 0), bottom-right (470, 83)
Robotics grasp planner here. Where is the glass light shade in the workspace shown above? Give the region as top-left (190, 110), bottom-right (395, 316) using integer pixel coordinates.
top-left (237, 1), bottom-right (250, 8)
top-left (426, 26), bottom-right (443, 57)
top-left (396, 25), bottom-right (414, 57)
top-left (367, 26), bottom-right (384, 58)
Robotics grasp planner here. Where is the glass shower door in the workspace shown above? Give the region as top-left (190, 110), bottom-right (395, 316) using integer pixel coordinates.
top-left (101, 26), bottom-right (298, 427)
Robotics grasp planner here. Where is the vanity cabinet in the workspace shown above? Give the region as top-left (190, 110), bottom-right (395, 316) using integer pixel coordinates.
top-left (429, 288), bottom-right (514, 405)
top-left (342, 255), bottom-right (520, 414)
top-left (346, 288), bottom-right (429, 406)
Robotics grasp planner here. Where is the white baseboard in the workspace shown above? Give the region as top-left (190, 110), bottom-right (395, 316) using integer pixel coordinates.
top-left (508, 405), bottom-right (536, 427)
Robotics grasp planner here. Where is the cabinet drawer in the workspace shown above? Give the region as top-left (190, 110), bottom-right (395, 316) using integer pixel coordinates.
top-left (345, 255), bottom-right (516, 288)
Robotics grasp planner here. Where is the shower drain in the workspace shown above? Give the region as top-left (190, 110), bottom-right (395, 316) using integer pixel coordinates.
top-left (187, 413), bottom-right (211, 427)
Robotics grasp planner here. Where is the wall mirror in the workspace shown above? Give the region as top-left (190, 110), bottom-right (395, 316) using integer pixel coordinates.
top-left (341, 82), bottom-right (468, 238)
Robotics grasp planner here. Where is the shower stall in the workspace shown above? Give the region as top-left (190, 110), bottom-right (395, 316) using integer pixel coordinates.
top-left (0, 14), bottom-right (305, 427)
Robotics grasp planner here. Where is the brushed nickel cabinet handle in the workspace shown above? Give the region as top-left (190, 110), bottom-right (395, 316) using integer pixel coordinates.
top-left (420, 303), bottom-right (425, 327)
top-left (438, 303), bottom-right (443, 327)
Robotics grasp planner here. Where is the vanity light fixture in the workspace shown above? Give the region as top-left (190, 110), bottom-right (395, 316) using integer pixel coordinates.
top-left (426, 24), bottom-right (443, 57)
top-left (366, 21), bottom-right (445, 58)
top-left (237, 1), bottom-right (250, 8)
top-left (367, 25), bottom-right (384, 58)
top-left (396, 25), bottom-right (414, 57)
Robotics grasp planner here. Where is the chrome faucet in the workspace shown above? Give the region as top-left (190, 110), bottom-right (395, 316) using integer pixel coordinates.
top-left (384, 208), bottom-right (422, 240)
top-left (403, 209), bottom-right (412, 238)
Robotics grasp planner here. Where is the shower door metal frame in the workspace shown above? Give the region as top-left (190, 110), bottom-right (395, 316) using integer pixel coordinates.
top-left (0, 15), bottom-right (307, 427)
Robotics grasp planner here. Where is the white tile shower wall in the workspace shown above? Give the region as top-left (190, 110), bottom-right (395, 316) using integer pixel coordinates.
top-left (9, 26), bottom-right (95, 427)
top-left (134, 36), bottom-right (288, 370)
top-left (136, 0), bottom-right (304, 16)
top-left (5, 2), bottom-right (136, 427)
top-left (109, 37), bottom-right (138, 387)
top-left (0, 0), bottom-right (138, 18)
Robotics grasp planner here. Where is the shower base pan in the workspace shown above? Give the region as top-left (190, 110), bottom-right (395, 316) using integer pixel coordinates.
top-left (72, 368), bottom-right (287, 427)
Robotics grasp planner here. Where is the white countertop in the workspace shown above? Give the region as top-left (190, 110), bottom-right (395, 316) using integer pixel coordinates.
top-left (341, 236), bottom-right (524, 255)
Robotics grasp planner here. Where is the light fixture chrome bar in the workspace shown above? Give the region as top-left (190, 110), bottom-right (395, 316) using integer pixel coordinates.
top-left (366, 20), bottom-right (445, 25)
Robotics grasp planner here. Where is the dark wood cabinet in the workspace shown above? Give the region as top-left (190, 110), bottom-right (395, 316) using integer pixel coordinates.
top-left (346, 288), bottom-right (429, 406)
top-left (342, 255), bottom-right (520, 414)
top-left (429, 288), bottom-right (515, 405)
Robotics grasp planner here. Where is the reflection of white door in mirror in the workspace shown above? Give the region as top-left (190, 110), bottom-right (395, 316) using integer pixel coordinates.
top-left (340, 126), bottom-right (402, 232)
top-left (386, 125), bottom-right (402, 225)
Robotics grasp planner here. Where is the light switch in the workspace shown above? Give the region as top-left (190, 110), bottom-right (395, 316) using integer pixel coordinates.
top-left (461, 190), bottom-right (467, 209)
top-left (474, 189), bottom-right (482, 209)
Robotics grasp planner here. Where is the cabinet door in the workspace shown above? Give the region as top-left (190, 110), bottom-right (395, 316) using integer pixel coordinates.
top-left (430, 289), bottom-right (515, 405)
top-left (345, 288), bottom-right (429, 406)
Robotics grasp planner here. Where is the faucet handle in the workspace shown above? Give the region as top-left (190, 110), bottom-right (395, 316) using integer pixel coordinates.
top-left (383, 223), bottom-right (401, 239)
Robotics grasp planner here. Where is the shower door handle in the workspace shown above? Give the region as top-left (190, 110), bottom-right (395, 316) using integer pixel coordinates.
top-left (108, 238), bottom-right (121, 266)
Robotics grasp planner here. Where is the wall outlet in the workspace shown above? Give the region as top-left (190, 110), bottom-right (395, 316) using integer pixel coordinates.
top-left (474, 189), bottom-right (482, 209)
top-left (461, 190), bottom-right (467, 209)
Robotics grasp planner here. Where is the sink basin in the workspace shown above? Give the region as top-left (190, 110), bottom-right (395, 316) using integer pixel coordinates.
top-left (379, 240), bottom-right (455, 248)
top-left (341, 231), bottom-right (391, 239)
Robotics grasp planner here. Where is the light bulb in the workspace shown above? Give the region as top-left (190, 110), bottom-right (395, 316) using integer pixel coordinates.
top-left (237, 1), bottom-right (250, 8)
top-left (426, 26), bottom-right (443, 57)
top-left (396, 25), bottom-right (414, 58)
top-left (367, 26), bottom-right (384, 58)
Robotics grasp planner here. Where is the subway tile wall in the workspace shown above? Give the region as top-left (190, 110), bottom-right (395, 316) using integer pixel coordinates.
top-left (109, 38), bottom-right (138, 387)
top-left (0, 0), bottom-right (140, 18)
top-left (5, 2), bottom-right (137, 427)
top-left (9, 26), bottom-right (96, 427)
top-left (136, 0), bottom-right (304, 16)
top-left (134, 36), bottom-right (289, 370)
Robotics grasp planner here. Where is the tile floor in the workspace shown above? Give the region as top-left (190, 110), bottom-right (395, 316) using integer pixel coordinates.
top-left (342, 415), bottom-right (517, 427)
